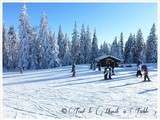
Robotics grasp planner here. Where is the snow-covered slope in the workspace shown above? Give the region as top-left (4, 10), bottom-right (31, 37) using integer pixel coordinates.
top-left (3, 64), bottom-right (158, 119)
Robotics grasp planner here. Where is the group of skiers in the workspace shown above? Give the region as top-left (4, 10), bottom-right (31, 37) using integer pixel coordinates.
top-left (103, 61), bottom-right (151, 82)
top-left (71, 61), bottom-right (151, 82)
top-left (17, 59), bottom-right (151, 82)
top-left (18, 59), bottom-right (151, 82)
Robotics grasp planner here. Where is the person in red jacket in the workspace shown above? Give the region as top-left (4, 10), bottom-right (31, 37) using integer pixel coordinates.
top-left (141, 65), bottom-right (151, 82)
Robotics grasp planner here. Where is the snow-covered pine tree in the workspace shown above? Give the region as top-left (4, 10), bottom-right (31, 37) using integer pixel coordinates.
top-left (53, 32), bottom-right (60, 67)
top-left (48, 31), bottom-right (60, 68)
top-left (37, 12), bottom-right (50, 69)
top-left (103, 42), bottom-right (109, 55)
top-left (71, 22), bottom-right (80, 64)
top-left (57, 25), bottom-right (65, 64)
top-left (79, 24), bottom-right (86, 64)
top-left (131, 34), bottom-right (137, 63)
top-left (98, 41), bottom-right (109, 56)
top-left (3, 25), bottom-right (9, 71)
top-left (98, 44), bottom-right (103, 56)
top-left (108, 43), bottom-right (112, 55)
top-left (29, 27), bottom-right (39, 69)
top-left (111, 37), bottom-right (119, 58)
top-left (68, 39), bottom-right (72, 55)
top-left (91, 29), bottom-right (99, 63)
top-left (27, 26), bottom-right (38, 70)
top-left (124, 34), bottom-right (133, 63)
top-left (7, 26), bottom-right (19, 70)
top-left (118, 32), bottom-right (124, 61)
top-left (135, 29), bottom-right (145, 63)
top-left (18, 4), bottom-right (31, 70)
top-left (84, 25), bottom-right (92, 63)
top-left (46, 31), bottom-right (52, 68)
top-left (140, 42), bottom-right (147, 63)
top-left (63, 34), bottom-right (72, 65)
top-left (146, 24), bottom-right (157, 63)
top-left (62, 33), bottom-right (67, 65)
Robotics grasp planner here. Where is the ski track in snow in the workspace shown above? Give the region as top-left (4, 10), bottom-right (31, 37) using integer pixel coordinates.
top-left (3, 64), bottom-right (158, 119)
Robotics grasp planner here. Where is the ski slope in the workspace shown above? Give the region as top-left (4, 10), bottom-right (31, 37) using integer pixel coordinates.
top-left (3, 64), bottom-right (158, 119)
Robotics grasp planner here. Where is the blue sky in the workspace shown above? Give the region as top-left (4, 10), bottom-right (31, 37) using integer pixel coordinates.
top-left (3, 3), bottom-right (157, 46)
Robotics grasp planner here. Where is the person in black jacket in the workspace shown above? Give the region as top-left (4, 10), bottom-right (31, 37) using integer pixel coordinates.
top-left (72, 63), bottom-right (76, 77)
top-left (111, 62), bottom-right (115, 75)
top-left (97, 62), bottom-right (101, 71)
top-left (141, 65), bottom-right (150, 82)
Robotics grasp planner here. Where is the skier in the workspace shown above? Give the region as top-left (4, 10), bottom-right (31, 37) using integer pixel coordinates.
top-left (72, 63), bottom-right (76, 77)
top-left (18, 66), bottom-right (23, 74)
top-left (90, 62), bottom-right (93, 69)
top-left (71, 62), bottom-right (75, 72)
top-left (136, 62), bottom-right (142, 77)
top-left (97, 62), bottom-right (101, 71)
top-left (90, 61), bottom-right (93, 70)
top-left (111, 62), bottom-right (115, 75)
top-left (104, 64), bottom-right (112, 80)
top-left (93, 61), bottom-right (96, 70)
top-left (141, 65), bottom-right (151, 82)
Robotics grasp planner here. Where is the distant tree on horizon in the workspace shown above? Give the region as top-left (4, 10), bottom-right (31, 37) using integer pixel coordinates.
top-left (146, 24), bottom-right (157, 63)
top-left (91, 29), bottom-right (99, 63)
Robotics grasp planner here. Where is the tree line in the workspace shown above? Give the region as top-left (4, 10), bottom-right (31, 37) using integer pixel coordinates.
top-left (3, 5), bottom-right (157, 71)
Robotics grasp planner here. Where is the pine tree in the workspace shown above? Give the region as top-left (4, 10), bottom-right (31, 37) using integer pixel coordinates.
top-left (63, 34), bottom-right (72, 65)
top-left (71, 22), bottom-right (80, 64)
top-left (48, 31), bottom-right (60, 68)
top-left (135, 29), bottom-right (145, 63)
top-left (118, 32), bottom-right (124, 61)
top-left (84, 25), bottom-right (92, 63)
top-left (3, 25), bottom-right (9, 71)
top-left (29, 27), bottom-right (39, 69)
top-left (37, 12), bottom-right (50, 69)
top-left (98, 44), bottom-right (104, 56)
top-left (103, 42), bottom-right (109, 55)
top-left (124, 34), bottom-right (133, 63)
top-left (98, 41), bottom-right (109, 56)
top-left (111, 37), bottom-right (119, 58)
top-left (18, 4), bottom-right (31, 70)
top-left (79, 24), bottom-right (86, 64)
top-left (62, 33), bottom-right (71, 65)
top-left (53, 32), bottom-right (60, 67)
top-left (68, 39), bottom-right (72, 55)
top-left (27, 27), bottom-right (38, 70)
top-left (146, 24), bottom-right (157, 63)
top-left (141, 42), bottom-right (147, 63)
top-left (57, 25), bottom-right (65, 64)
top-left (131, 34), bottom-right (137, 63)
top-left (91, 29), bottom-right (99, 63)
top-left (7, 26), bottom-right (19, 70)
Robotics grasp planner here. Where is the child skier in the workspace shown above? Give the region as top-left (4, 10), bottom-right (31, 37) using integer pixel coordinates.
top-left (141, 65), bottom-right (151, 82)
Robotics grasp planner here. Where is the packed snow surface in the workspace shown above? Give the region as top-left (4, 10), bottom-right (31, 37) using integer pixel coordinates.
top-left (3, 64), bottom-right (158, 119)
